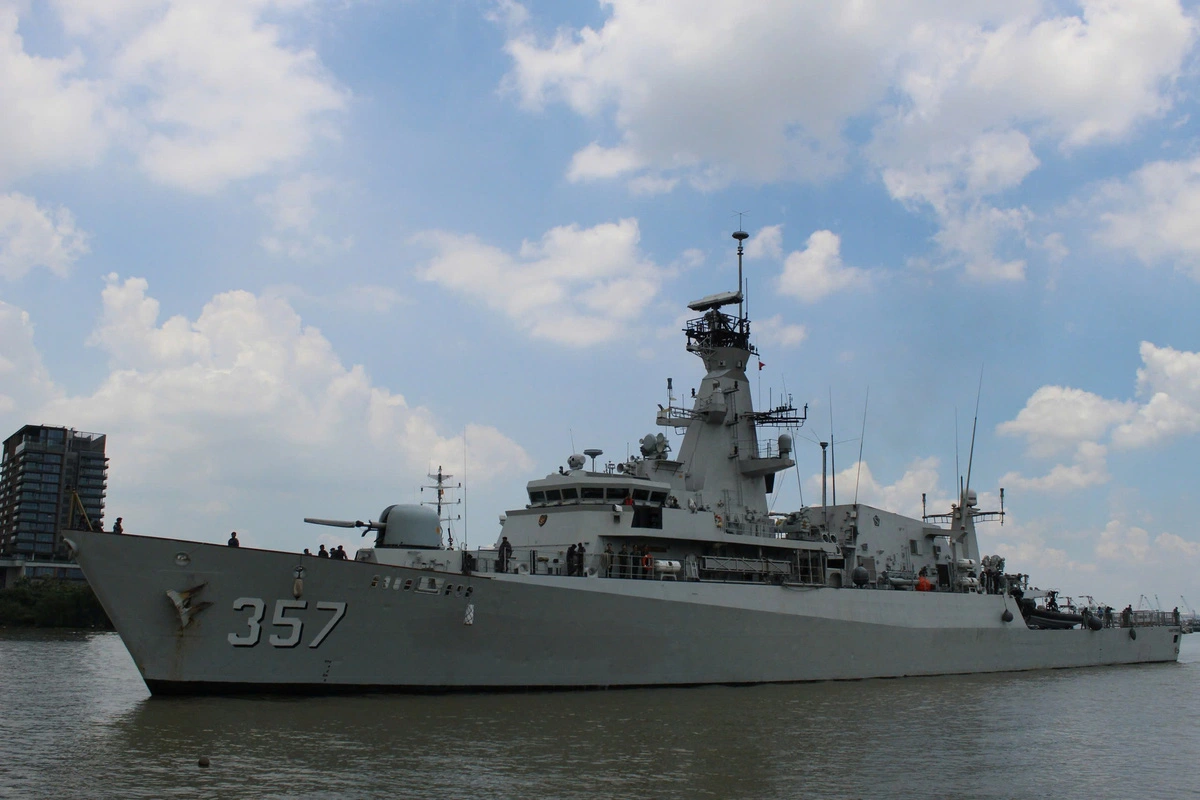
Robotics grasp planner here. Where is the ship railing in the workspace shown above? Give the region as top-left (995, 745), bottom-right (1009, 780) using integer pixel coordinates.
top-left (752, 440), bottom-right (781, 459)
top-left (478, 550), bottom-right (709, 581)
top-left (480, 550), bottom-right (831, 585)
top-left (1120, 610), bottom-right (1182, 628)
top-left (722, 519), bottom-right (787, 539)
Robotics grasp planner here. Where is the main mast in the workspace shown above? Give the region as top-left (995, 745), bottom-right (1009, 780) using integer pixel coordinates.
top-left (656, 230), bottom-right (805, 528)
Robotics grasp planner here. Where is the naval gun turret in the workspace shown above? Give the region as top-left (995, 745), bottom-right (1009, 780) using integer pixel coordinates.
top-left (304, 504), bottom-right (442, 549)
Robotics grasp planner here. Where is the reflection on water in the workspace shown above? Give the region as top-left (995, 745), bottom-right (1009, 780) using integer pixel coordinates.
top-left (1, 632), bottom-right (1197, 799)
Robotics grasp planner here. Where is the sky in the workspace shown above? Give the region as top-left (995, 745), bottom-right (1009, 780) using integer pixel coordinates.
top-left (1, 0), bottom-right (1198, 610)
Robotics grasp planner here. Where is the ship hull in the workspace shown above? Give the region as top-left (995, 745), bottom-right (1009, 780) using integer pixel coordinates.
top-left (68, 531), bottom-right (1182, 695)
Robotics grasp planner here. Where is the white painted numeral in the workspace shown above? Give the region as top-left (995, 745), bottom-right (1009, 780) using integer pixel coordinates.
top-left (228, 597), bottom-right (265, 646)
top-left (268, 600), bottom-right (308, 647)
top-left (229, 598), bottom-right (345, 649)
top-left (309, 601), bottom-right (347, 648)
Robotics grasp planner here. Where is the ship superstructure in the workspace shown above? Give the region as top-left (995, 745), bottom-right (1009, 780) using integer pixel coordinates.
top-left (65, 231), bottom-right (1182, 694)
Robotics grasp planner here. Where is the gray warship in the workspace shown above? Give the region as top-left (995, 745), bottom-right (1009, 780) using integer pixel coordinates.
top-left (67, 231), bottom-right (1182, 693)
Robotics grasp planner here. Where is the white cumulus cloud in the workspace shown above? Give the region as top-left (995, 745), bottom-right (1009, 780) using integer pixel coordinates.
top-left (0, 193), bottom-right (90, 280)
top-left (754, 315), bottom-right (807, 349)
top-left (1111, 342), bottom-right (1200, 448)
top-left (0, 6), bottom-right (117, 184)
top-left (998, 385), bottom-right (1135, 458)
top-left (413, 218), bottom-right (667, 346)
top-left (1094, 155), bottom-right (1200, 280)
top-left (999, 441), bottom-right (1110, 493)
top-left (501, 1), bottom-right (1194, 271)
top-left (8, 1), bottom-right (347, 195)
top-left (257, 174), bottom-right (351, 260)
top-left (2, 275), bottom-right (531, 546)
top-left (778, 230), bottom-right (870, 303)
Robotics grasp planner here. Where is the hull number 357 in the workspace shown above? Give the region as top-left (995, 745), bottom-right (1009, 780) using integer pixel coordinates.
top-left (227, 598), bottom-right (347, 649)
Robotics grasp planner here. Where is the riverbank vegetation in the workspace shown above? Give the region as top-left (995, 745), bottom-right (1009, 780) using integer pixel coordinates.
top-left (0, 579), bottom-right (112, 629)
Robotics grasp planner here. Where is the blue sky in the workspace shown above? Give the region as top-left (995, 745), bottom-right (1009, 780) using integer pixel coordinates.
top-left (2, 0), bottom-right (1199, 609)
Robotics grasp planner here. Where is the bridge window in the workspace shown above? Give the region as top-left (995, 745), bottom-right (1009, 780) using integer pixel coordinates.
top-left (606, 488), bottom-right (629, 501)
top-left (633, 489), bottom-right (650, 501)
top-left (529, 491), bottom-right (545, 503)
top-left (544, 490), bottom-right (561, 502)
top-left (581, 487), bottom-right (604, 500)
top-left (649, 491), bottom-right (667, 504)
top-left (633, 506), bottom-right (663, 529)
top-left (561, 488), bottom-right (578, 500)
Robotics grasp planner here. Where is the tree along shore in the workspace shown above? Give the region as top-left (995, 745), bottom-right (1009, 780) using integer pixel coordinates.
top-left (0, 579), bottom-right (113, 629)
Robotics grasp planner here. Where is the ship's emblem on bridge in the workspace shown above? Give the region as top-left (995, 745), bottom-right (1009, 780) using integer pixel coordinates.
top-left (538, 514), bottom-right (548, 527)
top-left (166, 583), bottom-right (213, 629)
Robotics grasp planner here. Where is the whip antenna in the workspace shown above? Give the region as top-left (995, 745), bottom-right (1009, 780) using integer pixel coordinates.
top-left (853, 387), bottom-right (869, 505)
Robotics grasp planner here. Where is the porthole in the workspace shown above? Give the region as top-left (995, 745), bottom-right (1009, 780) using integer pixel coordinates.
top-left (455, 585), bottom-right (465, 597)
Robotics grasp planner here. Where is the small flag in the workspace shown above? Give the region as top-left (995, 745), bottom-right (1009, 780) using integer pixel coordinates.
top-left (758, 361), bottom-right (765, 370)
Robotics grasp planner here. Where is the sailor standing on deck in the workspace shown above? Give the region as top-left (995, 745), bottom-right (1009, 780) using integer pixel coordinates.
top-left (497, 536), bottom-right (512, 573)
top-left (227, 531), bottom-right (239, 547)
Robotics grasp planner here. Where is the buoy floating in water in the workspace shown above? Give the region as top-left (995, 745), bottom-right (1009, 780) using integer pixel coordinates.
top-left (198, 756), bottom-right (211, 768)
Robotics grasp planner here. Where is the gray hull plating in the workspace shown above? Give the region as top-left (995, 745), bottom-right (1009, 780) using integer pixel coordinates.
top-left (69, 531), bottom-right (1181, 694)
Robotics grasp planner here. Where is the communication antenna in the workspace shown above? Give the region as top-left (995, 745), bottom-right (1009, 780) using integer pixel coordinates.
top-left (820, 441), bottom-right (829, 511)
top-left (955, 409), bottom-right (960, 494)
top-left (732, 216), bottom-right (749, 321)
top-left (829, 388), bottom-right (837, 507)
top-left (963, 370), bottom-right (983, 511)
top-left (462, 429), bottom-right (468, 548)
top-left (853, 387), bottom-right (869, 505)
top-left (584, 448), bottom-right (604, 472)
top-left (780, 377), bottom-right (805, 509)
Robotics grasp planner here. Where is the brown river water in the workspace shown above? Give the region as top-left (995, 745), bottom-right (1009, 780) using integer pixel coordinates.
top-left (0, 631), bottom-right (1197, 799)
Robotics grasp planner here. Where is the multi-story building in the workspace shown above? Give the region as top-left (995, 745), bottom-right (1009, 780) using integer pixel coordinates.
top-left (0, 425), bottom-right (106, 585)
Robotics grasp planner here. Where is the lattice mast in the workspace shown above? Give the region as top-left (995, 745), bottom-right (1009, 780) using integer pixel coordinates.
top-left (420, 466), bottom-right (461, 549)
